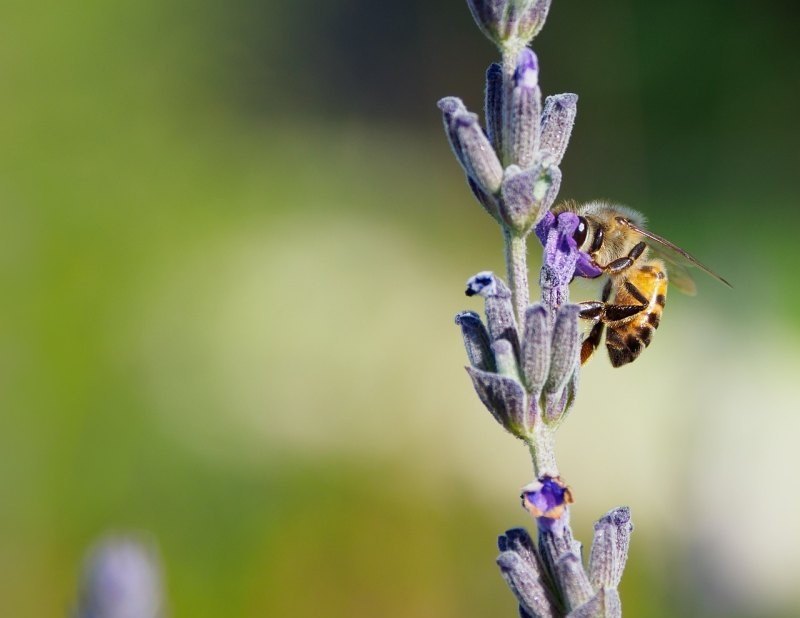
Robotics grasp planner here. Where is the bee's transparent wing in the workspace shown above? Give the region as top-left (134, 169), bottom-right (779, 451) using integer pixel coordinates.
top-left (616, 217), bottom-right (732, 295)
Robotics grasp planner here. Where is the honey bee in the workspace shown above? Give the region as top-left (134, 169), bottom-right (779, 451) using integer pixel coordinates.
top-left (553, 201), bottom-right (731, 367)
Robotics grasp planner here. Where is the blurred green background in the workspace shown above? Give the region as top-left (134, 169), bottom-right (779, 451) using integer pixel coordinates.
top-left (1, 0), bottom-right (799, 616)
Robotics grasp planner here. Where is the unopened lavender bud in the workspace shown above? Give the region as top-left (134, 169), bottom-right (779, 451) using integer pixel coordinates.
top-left (467, 176), bottom-right (501, 221)
top-left (466, 0), bottom-right (507, 47)
top-left (437, 96), bottom-right (468, 161)
top-left (497, 551), bottom-right (557, 618)
top-left (588, 522), bottom-right (617, 591)
top-left (465, 272), bottom-right (519, 352)
top-left (439, 97), bottom-right (502, 220)
top-left (540, 93), bottom-right (578, 165)
top-left (455, 311), bottom-right (495, 372)
top-left (544, 304), bottom-right (580, 396)
top-left (498, 528), bottom-right (537, 571)
top-left (592, 507), bottom-right (633, 588)
top-left (517, 0), bottom-right (552, 42)
top-left (504, 48), bottom-right (541, 168)
top-left (493, 339), bottom-right (520, 380)
top-left (454, 112), bottom-right (504, 195)
top-left (467, 0), bottom-right (552, 49)
top-left (566, 588), bottom-right (622, 618)
top-left (545, 370), bottom-right (577, 423)
top-left (520, 303), bottom-right (550, 394)
top-left (76, 536), bottom-right (164, 618)
top-left (544, 381), bottom-right (569, 423)
top-left (555, 552), bottom-right (594, 611)
top-left (467, 367), bottom-right (528, 438)
top-left (499, 159), bottom-right (557, 233)
top-left (485, 62), bottom-right (504, 152)
top-left (532, 157), bottom-right (562, 214)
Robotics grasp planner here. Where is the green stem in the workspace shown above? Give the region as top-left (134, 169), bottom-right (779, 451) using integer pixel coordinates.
top-left (503, 228), bottom-right (530, 329)
top-left (528, 424), bottom-right (559, 479)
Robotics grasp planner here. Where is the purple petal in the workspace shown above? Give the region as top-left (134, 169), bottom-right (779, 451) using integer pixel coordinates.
top-left (513, 49), bottom-right (539, 89)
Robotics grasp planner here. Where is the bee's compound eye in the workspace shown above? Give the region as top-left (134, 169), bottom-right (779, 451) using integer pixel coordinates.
top-left (573, 217), bottom-right (588, 248)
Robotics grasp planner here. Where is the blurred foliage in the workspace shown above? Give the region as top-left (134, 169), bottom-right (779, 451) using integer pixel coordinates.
top-left (0, 0), bottom-right (799, 616)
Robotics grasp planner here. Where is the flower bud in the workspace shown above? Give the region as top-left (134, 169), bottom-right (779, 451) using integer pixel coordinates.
top-left (515, 0), bottom-right (552, 43)
top-left (437, 96), bottom-right (468, 162)
top-left (485, 62), bottom-right (504, 152)
top-left (465, 272), bottom-right (519, 354)
top-left (453, 112), bottom-right (504, 195)
top-left (493, 338), bottom-right (521, 380)
top-left (438, 97), bottom-right (502, 220)
top-left (455, 311), bottom-right (495, 372)
top-left (569, 588), bottom-right (622, 618)
top-left (544, 304), bottom-right (580, 397)
top-left (504, 48), bottom-right (541, 169)
top-left (467, 0), bottom-right (553, 50)
top-left (590, 507), bottom-right (633, 590)
top-left (467, 366), bottom-right (529, 438)
top-left (496, 543), bottom-right (557, 618)
top-left (520, 303), bottom-right (550, 395)
top-left (554, 552), bottom-right (594, 610)
top-left (499, 157), bottom-right (560, 233)
top-left (540, 93), bottom-right (578, 165)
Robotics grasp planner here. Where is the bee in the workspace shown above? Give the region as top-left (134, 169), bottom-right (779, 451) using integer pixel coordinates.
top-left (553, 201), bottom-right (731, 367)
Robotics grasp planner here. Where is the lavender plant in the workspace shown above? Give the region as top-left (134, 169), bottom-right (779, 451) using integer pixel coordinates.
top-left (75, 535), bottom-right (165, 618)
top-left (439, 2), bottom-right (633, 616)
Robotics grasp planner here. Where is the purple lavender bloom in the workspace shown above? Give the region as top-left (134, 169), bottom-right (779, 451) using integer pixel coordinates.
top-left (522, 476), bottom-right (573, 520)
top-left (535, 211), bottom-right (603, 308)
top-left (76, 536), bottom-right (164, 618)
top-left (513, 48), bottom-right (539, 89)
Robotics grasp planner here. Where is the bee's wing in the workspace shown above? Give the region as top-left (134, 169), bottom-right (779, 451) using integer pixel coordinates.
top-left (616, 217), bottom-right (732, 295)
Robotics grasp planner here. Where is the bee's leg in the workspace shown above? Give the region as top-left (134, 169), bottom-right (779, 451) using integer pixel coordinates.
top-left (600, 241), bottom-right (647, 275)
top-left (581, 322), bottom-right (604, 364)
top-left (578, 280), bottom-right (612, 364)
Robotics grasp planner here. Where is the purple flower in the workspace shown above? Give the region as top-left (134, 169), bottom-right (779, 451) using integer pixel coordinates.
top-left (535, 211), bottom-right (603, 308)
top-left (514, 48), bottom-right (539, 89)
top-left (521, 476), bottom-right (573, 520)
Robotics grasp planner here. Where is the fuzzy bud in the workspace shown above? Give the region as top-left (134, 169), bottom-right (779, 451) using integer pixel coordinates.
top-left (504, 48), bottom-right (541, 169)
top-left (453, 111), bottom-right (504, 195)
top-left (467, 0), bottom-right (552, 50)
top-left (499, 157), bottom-right (560, 233)
top-left (467, 366), bottom-right (529, 438)
top-left (540, 93), bottom-right (578, 165)
top-left (465, 272), bottom-right (520, 354)
top-left (455, 311), bottom-right (495, 373)
top-left (485, 62), bottom-right (504, 152)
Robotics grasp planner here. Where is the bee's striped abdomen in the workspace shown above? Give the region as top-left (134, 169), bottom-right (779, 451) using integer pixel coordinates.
top-left (605, 260), bottom-right (667, 367)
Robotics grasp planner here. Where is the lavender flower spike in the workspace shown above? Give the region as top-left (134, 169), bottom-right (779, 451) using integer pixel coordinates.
top-left (442, 1), bottom-right (637, 614)
top-left (76, 535), bottom-right (165, 618)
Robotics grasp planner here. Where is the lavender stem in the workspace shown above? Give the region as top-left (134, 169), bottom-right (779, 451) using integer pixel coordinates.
top-left (503, 228), bottom-right (531, 330)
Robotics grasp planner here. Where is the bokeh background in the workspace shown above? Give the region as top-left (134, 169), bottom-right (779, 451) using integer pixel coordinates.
top-left (2, 0), bottom-right (799, 616)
